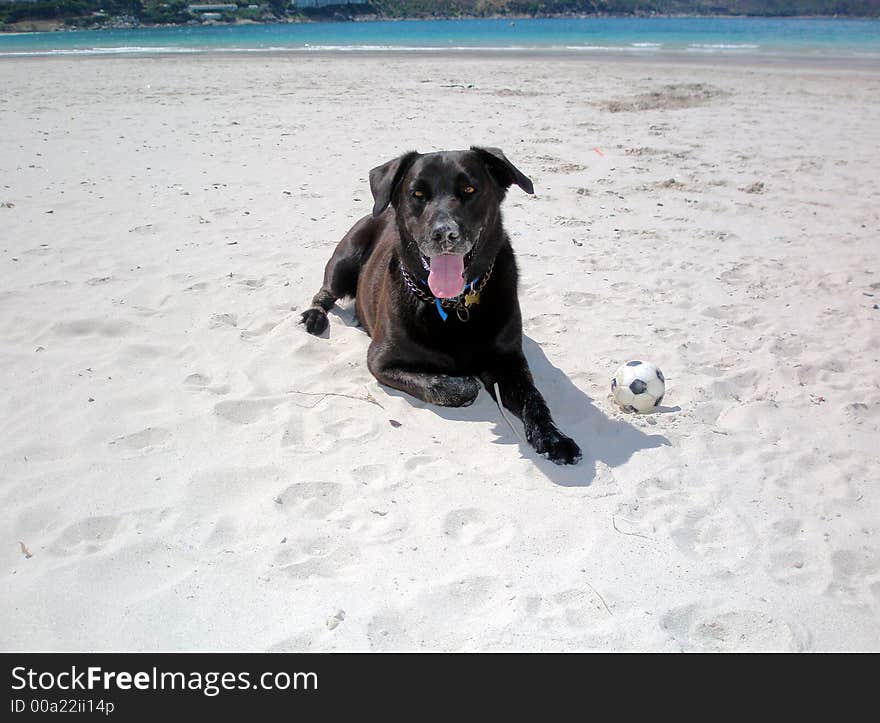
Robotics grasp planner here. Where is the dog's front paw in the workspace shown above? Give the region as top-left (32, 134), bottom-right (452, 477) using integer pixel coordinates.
top-left (300, 307), bottom-right (329, 336)
top-left (547, 436), bottom-right (582, 465)
top-left (426, 375), bottom-right (480, 407)
top-left (527, 427), bottom-right (582, 465)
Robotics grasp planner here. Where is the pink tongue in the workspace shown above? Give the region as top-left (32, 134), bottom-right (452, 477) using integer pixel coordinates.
top-left (427, 254), bottom-right (465, 299)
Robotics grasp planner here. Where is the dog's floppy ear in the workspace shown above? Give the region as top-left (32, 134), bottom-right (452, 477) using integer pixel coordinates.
top-left (369, 151), bottom-right (419, 217)
top-left (471, 146), bottom-right (534, 195)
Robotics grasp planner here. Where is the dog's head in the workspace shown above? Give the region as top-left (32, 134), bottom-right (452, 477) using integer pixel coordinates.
top-left (369, 147), bottom-right (533, 298)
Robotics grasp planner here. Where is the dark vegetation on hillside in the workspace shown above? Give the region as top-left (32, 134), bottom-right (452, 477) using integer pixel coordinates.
top-left (1, 0), bottom-right (878, 31)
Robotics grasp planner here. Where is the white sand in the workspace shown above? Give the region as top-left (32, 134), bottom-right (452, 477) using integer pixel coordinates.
top-left (1, 54), bottom-right (878, 651)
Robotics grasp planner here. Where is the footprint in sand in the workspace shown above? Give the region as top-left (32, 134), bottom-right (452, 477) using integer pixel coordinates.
top-left (280, 414), bottom-right (305, 447)
top-left (443, 508), bottom-right (515, 547)
top-left (275, 535), bottom-right (358, 579)
top-left (612, 474), bottom-right (682, 538)
top-left (519, 586), bottom-right (612, 628)
top-left (307, 415), bottom-right (382, 453)
top-left (668, 504), bottom-right (758, 571)
top-left (267, 633), bottom-right (318, 653)
top-left (367, 577), bottom-right (501, 651)
top-left (209, 313), bottom-right (237, 328)
top-left (550, 588), bottom-right (612, 628)
top-left (624, 474), bottom-right (759, 571)
top-left (367, 610), bottom-right (418, 652)
top-left (185, 373), bottom-right (229, 396)
top-left (183, 373), bottom-right (211, 389)
top-left (274, 481), bottom-right (344, 520)
top-left (213, 398), bottom-right (279, 425)
top-left (827, 547), bottom-right (880, 604)
top-left (660, 604), bottom-right (804, 652)
top-left (766, 518), bottom-right (819, 586)
top-left (525, 312), bottom-right (567, 337)
top-left (344, 508), bottom-right (409, 545)
top-left (110, 426), bottom-right (171, 451)
top-left (423, 576), bottom-right (500, 612)
top-left (400, 455), bottom-right (459, 484)
top-left (48, 515), bottom-right (120, 556)
top-left (350, 463), bottom-right (398, 490)
top-left (561, 291), bottom-right (599, 307)
top-left (202, 516), bottom-right (239, 551)
top-left (239, 319), bottom-right (284, 340)
top-left (768, 546), bottom-right (815, 586)
top-left (50, 318), bottom-right (133, 338)
top-left (420, 577), bottom-right (502, 648)
top-left (402, 455), bottom-right (435, 471)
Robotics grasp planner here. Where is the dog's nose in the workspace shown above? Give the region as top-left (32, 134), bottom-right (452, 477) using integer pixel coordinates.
top-left (431, 223), bottom-right (460, 245)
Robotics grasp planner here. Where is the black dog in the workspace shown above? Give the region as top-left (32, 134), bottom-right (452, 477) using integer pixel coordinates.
top-left (300, 147), bottom-right (581, 465)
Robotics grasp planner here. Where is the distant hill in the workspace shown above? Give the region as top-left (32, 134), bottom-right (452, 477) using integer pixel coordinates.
top-left (360, 1), bottom-right (880, 18)
top-left (306, 0), bottom-right (880, 19)
top-left (2, 0), bottom-right (879, 33)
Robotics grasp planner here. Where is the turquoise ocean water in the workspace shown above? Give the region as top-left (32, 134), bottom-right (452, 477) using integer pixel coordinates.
top-left (0, 17), bottom-right (879, 59)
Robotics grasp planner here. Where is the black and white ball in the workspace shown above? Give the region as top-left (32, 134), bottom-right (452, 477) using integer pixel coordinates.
top-left (611, 360), bottom-right (666, 413)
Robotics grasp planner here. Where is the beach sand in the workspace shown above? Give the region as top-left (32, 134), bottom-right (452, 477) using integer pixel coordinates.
top-left (1, 53), bottom-right (878, 651)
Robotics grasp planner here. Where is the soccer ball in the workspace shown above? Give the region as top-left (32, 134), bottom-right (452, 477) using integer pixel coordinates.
top-left (611, 360), bottom-right (666, 413)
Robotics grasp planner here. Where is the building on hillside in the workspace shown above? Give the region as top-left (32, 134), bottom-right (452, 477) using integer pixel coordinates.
top-left (291, 0), bottom-right (368, 7)
top-left (188, 4), bottom-right (238, 12)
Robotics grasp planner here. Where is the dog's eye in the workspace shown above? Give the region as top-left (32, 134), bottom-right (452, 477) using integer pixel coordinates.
top-left (412, 190), bottom-right (425, 199)
top-left (463, 186), bottom-right (476, 195)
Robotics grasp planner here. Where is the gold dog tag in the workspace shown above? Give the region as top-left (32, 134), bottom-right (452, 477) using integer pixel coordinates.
top-left (464, 290), bottom-right (480, 307)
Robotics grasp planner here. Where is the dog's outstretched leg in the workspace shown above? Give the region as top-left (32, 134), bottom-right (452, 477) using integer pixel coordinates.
top-left (480, 356), bottom-right (581, 465)
top-left (300, 216), bottom-right (378, 336)
top-left (375, 368), bottom-right (481, 407)
top-left (367, 343), bottom-right (480, 407)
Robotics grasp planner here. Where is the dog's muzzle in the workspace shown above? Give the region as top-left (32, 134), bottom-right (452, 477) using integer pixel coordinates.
top-left (417, 226), bottom-right (484, 299)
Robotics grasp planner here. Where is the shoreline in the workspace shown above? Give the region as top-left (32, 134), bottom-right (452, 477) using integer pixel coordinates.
top-left (2, 47), bottom-right (879, 71)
